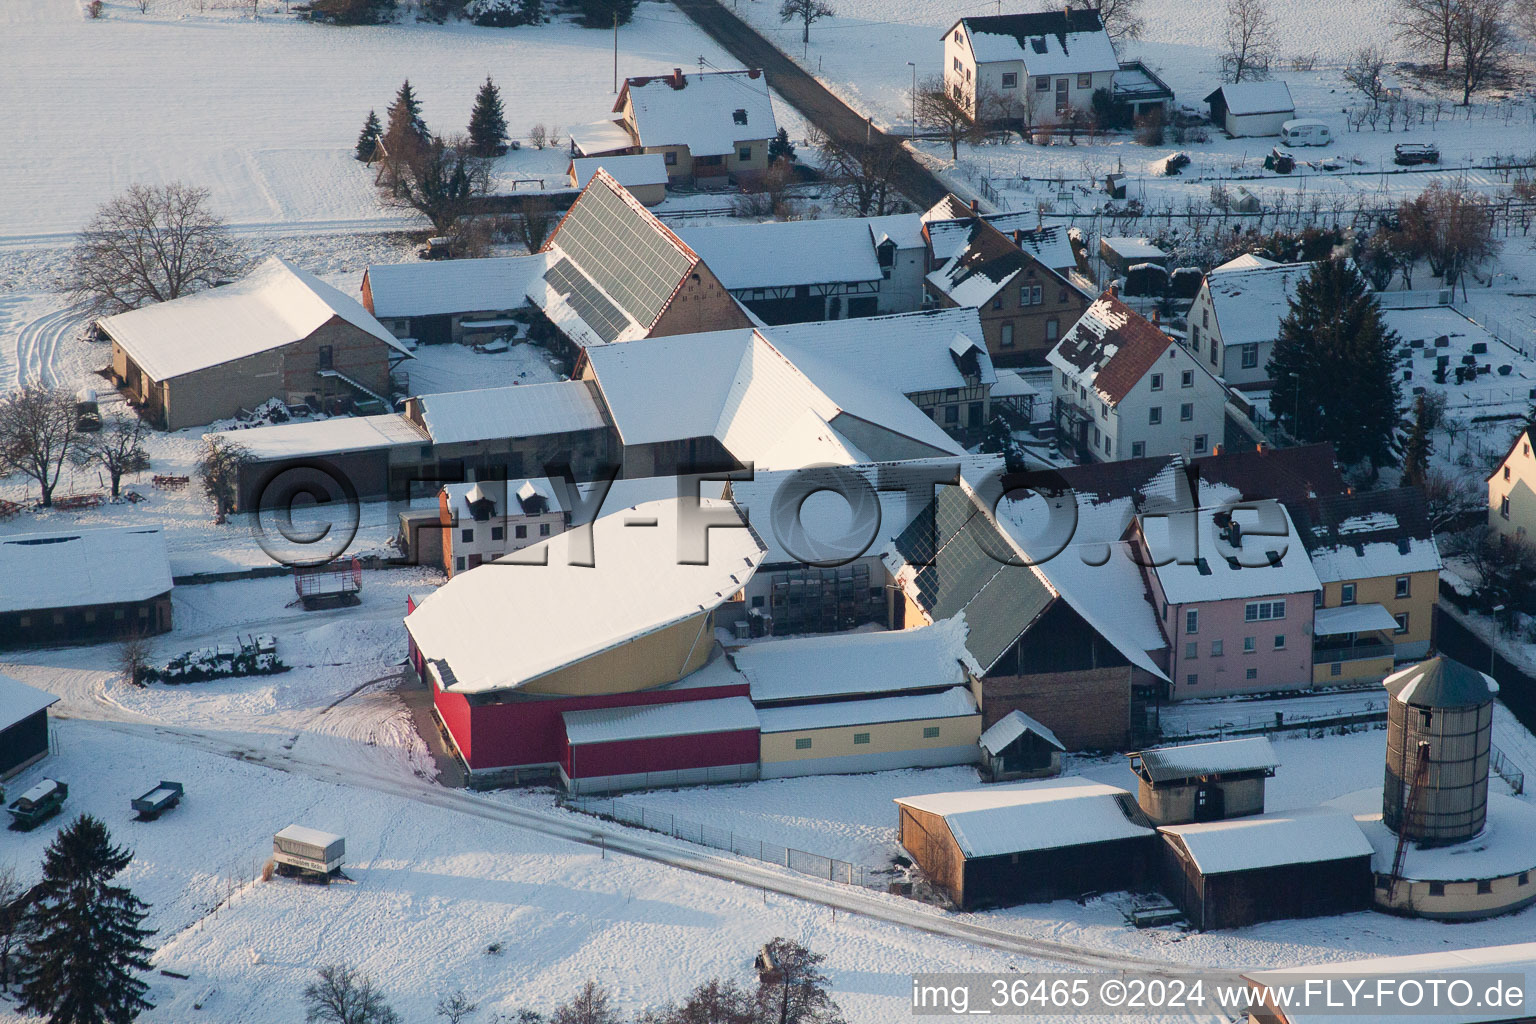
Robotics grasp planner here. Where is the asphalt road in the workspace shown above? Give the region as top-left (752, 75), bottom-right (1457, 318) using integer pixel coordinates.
top-left (669, 0), bottom-right (954, 211)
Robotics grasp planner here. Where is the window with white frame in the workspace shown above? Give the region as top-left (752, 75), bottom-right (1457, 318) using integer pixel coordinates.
top-left (1193, 434), bottom-right (1208, 452)
top-left (1211, 639), bottom-right (1224, 656)
top-left (1185, 641), bottom-right (1198, 659)
top-left (1000, 322), bottom-right (1014, 347)
top-left (1241, 344), bottom-right (1259, 369)
top-left (1181, 369), bottom-right (1193, 387)
top-left (1180, 403), bottom-right (1194, 422)
top-left (1395, 612), bottom-right (1409, 634)
top-left (1036, 76), bottom-right (1051, 91)
top-left (1046, 318), bottom-right (1059, 341)
top-left (1132, 441), bottom-right (1146, 458)
top-left (1243, 636), bottom-right (1256, 652)
top-left (1245, 600), bottom-right (1286, 621)
top-left (1150, 373), bottom-right (1163, 391)
top-left (1185, 608), bottom-right (1199, 634)
top-left (954, 56), bottom-right (963, 72)
top-left (1077, 73), bottom-right (1092, 89)
top-left (1341, 583), bottom-right (1356, 605)
top-left (1396, 576), bottom-right (1411, 598)
top-left (1274, 634), bottom-right (1286, 650)
top-left (1149, 406), bottom-right (1162, 425)
top-left (1001, 72), bottom-right (1018, 89)
top-left (1031, 284), bottom-right (1042, 304)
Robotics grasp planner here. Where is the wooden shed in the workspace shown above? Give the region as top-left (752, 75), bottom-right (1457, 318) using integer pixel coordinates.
top-left (1158, 808), bottom-right (1373, 930)
top-left (1128, 736), bottom-right (1278, 826)
top-left (0, 675), bottom-right (59, 778)
top-left (979, 710), bottom-right (1064, 782)
top-left (895, 778), bottom-right (1155, 910)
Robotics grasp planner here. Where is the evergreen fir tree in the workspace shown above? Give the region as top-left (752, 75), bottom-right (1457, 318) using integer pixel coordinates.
top-left (385, 79), bottom-right (430, 148)
top-left (467, 77), bottom-right (509, 157)
top-left (355, 110), bottom-right (383, 162)
top-left (577, 0), bottom-right (634, 28)
top-left (767, 126), bottom-right (796, 165)
top-left (1267, 258), bottom-right (1402, 472)
top-left (517, 0), bottom-right (542, 23)
top-left (1401, 394), bottom-right (1433, 488)
top-left (18, 815), bottom-right (155, 1024)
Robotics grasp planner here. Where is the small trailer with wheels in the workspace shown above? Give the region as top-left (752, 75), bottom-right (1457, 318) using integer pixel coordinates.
top-left (131, 781), bottom-right (184, 821)
top-left (273, 825), bottom-right (345, 882)
top-left (7, 778), bottom-right (67, 830)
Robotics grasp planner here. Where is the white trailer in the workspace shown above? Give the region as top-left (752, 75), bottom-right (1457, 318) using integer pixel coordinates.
top-left (273, 824), bottom-right (345, 878)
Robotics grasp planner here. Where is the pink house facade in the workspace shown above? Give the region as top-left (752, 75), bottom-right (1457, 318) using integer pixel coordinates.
top-left (1137, 498), bottom-right (1322, 700)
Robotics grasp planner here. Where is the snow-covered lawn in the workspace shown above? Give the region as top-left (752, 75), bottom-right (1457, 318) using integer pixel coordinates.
top-left (0, 0), bottom-right (791, 241)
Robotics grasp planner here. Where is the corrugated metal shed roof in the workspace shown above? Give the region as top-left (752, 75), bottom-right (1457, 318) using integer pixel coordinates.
top-left (0, 526), bottom-right (173, 614)
top-left (734, 617), bottom-right (973, 704)
top-left (1135, 736), bottom-right (1279, 784)
top-left (562, 696), bottom-right (759, 746)
top-left (206, 413), bottom-right (427, 461)
top-left (363, 255), bottom-right (546, 320)
top-left (895, 777), bottom-right (1149, 858)
top-left (1384, 655), bottom-right (1497, 708)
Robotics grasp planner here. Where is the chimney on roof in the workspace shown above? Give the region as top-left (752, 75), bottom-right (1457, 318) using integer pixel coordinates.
top-left (970, 198), bottom-right (979, 215)
top-left (1012, 229), bottom-right (1023, 244)
top-left (1213, 444), bottom-right (1222, 456)
top-left (747, 68), bottom-right (762, 78)
top-left (1107, 283), bottom-right (1119, 299)
top-left (1150, 309), bottom-right (1161, 326)
top-left (672, 67), bottom-right (684, 88)
top-left (1257, 442), bottom-right (1267, 454)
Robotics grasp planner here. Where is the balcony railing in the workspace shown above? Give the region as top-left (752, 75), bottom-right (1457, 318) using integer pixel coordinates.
top-left (1313, 638), bottom-right (1395, 665)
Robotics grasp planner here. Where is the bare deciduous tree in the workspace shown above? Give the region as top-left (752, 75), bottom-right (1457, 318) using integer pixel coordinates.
top-left (1087, 0), bottom-right (1144, 41)
top-left (196, 434), bottom-right (250, 523)
top-left (0, 863), bottom-right (30, 994)
top-left (551, 981), bottom-right (618, 1024)
top-left (1422, 468), bottom-right (1486, 533)
top-left (303, 965), bottom-right (401, 1024)
top-left (527, 123), bottom-right (548, 150)
top-left (1343, 45), bottom-right (1389, 106)
top-left (753, 938), bottom-right (847, 1024)
top-left (1396, 0), bottom-right (1458, 72)
top-left (1397, 181), bottom-right (1498, 296)
top-left (67, 183), bottom-right (244, 315)
top-left (434, 990), bottom-right (479, 1024)
top-left (77, 412), bottom-right (149, 498)
top-left (516, 196), bottom-right (556, 253)
top-left (915, 76), bottom-right (984, 159)
top-left (116, 631), bottom-right (151, 686)
top-left (0, 386), bottom-right (84, 508)
top-left (779, 0), bottom-right (833, 47)
top-left (1220, 0), bottom-right (1278, 82)
top-left (1450, 0), bottom-right (1511, 105)
top-left (813, 129), bottom-right (903, 217)
top-left (380, 136), bottom-right (492, 235)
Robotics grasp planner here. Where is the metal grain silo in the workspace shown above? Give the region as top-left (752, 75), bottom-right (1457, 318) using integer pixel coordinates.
top-left (1382, 656), bottom-right (1495, 844)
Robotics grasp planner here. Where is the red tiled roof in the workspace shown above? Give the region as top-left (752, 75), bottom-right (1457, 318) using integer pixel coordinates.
top-left (1051, 293), bottom-right (1171, 405)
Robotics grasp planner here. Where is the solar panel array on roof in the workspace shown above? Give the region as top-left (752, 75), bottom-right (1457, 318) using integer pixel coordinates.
top-left (552, 180), bottom-right (694, 328)
top-left (545, 257), bottom-right (630, 343)
top-left (964, 563), bottom-right (1054, 674)
top-left (916, 513), bottom-right (1006, 619)
top-left (894, 484), bottom-right (978, 569)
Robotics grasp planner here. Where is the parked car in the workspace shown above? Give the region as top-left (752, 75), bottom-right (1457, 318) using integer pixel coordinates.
top-left (1280, 119), bottom-right (1331, 146)
top-left (1394, 142), bottom-right (1440, 166)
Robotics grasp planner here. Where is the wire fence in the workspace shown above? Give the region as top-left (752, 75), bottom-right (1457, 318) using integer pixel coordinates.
top-left (559, 793), bottom-right (878, 889)
top-left (1158, 697), bottom-right (1390, 741)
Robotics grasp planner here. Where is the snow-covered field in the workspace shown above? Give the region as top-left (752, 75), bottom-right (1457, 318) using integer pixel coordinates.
top-left (0, 0), bottom-right (790, 241)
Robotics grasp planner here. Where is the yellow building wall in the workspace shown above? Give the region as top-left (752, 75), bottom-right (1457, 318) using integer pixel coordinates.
top-left (1490, 436), bottom-right (1536, 544)
top-left (1317, 568), bottom-right (1438, 658)
top-left (759, 713), bottom-right (982, 764)
top-left (521, 610), bottom-right (715, 696)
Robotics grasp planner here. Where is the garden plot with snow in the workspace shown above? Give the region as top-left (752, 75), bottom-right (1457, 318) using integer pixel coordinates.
top-left (0, 0), bottom-right (793, 241)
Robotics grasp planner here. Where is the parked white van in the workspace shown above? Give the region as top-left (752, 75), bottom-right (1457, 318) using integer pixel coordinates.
top-left (1280, 119), bottom-right (1332, 146)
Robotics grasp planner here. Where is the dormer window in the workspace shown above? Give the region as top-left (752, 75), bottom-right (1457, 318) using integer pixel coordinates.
top-left (732, 108), bottom-right (748, 125)
top-left (1031, 36), bottom-right (1047, 54)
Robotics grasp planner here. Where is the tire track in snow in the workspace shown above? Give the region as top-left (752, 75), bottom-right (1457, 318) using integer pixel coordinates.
top-left (13, 302), bottom-right (89, 387)
top-left (72, 715), bottom-right (1219, 976)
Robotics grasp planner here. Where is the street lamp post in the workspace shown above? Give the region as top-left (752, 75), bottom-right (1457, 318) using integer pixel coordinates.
top-left (907, 62), bottom-right (917, 140)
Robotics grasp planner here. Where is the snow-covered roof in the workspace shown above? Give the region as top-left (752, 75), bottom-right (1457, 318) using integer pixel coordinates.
top-left (1160, 807), bottom-right (1371, 875)
top-left (1314, 602), bottom-right (1400, 636)
top-left (927, 220), bottom-right (1072, 308)
top-left (995, 488), bottom-right (1169, 680)
top-left (1101, 236), bottom-right (1168, 260)
top-left (895, 777), bottom-right (1150, 859)
top-left (619, 69), bottom-right (777, 156)
top-left (443, 477), bottom-right (564, 518)
top-left (1295, 487), bottom-right (1442, 583)
top-left (1134, 736), bottom-right (1279, 784)
top-left (363, 255), bottom-right (546, 320)
top-left (1045, 293), bottom-right (1174, 407)
top-left (865, 213), bottom-right (926, 251)
top-left (757, 685), bottom-right (977, 734)
top-left (569, 153), bottom-right (669, 190)
top-left (979, 709), bottom-right (1063, 755)
top-left (100, 256), bottom-right (410, 382)
top-left (678, 219), bottom-right (883, 290)
top-left (990, 368), bottom-right (1039, 400)
top-left (1207, 80), bottom-right (1295, 117)
top-left (569, 118), bottom-right (637, 157)
top-left (1212, 253), bottom-right (1280, 272)
top-left (1245, 939), bottom-right (1536, 1024)
top-left (727, 456), bottom-right (1001, 566)
top-left (1329, 788), bottom-right (1536, 883)
top-left (1205, 261), bottom-right (1315, 348)
top-left (734, 617), bottom-right (973, 703)
top-left (766, 307), bottom-right (997, 397)
top-left (0, 674), bottom-right (60, 731)
top-left (275, 824), bottom-right (344, 849)
top-left (584, 328), bottom-right (960, 465)
top-left (926, 216), bottom-right (1077, 270)
top-left (1142, 494), bottom-right (1322, 605)
top-left (413, 380), bottom-right (608, 446)
top-left (1383, 655), bottom-right (1496, 708)
top-left (956, 11), bottom-right (1119, 75)
top-left (562, 696), bottom-right (759, 746)
top-left (206, 413), bottom-right (427, 461)
top-left (404, 498), bottom-right (764, 695)
top-left (0, 526), bottom-right (173, 614)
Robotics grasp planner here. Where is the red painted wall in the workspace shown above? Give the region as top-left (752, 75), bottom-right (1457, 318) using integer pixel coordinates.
top-left (454, 682), bottom-right (750, 772)
top-left (433, 685), bottom-right (475, 764)
top-left (567, 728), bottom-right (760, 779)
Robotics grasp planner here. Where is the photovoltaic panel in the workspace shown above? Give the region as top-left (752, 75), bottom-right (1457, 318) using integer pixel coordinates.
top-left (553, 180), bottom-right (695, 328)
top-left (893, 484), bottom-right (978, 570)
top-left (544, 258), bottom-right (630, 343)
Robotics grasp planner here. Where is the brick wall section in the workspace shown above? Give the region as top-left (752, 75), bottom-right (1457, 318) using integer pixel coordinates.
top-left (980, 664), bottom-right (1132, 750)
top-left (650, 261), bottom-right (752, 337)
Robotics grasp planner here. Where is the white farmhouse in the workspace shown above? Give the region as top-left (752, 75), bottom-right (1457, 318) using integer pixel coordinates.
top-left (1186, 258), bottom-right (1317, 388)
top-left (943, 9), bottom-right (1130, 125)
top-left (1048, 292), bottom-right (1229, 463)
top-left (438, 478), bottom-right (567, 578)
